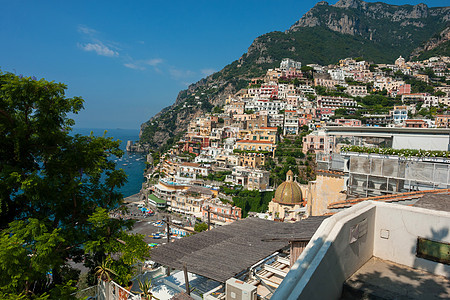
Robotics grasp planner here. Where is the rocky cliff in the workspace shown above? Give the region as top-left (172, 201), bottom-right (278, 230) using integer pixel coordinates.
top-left (139, 0), bottom-right (449, 151)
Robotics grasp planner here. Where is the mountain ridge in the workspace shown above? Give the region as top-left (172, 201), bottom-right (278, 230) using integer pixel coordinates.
top-left (139, 0), bottom-right (449, 151)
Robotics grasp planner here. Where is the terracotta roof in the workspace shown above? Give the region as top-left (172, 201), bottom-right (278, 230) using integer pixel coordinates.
top-left (259, 127), bottom-right (278, 130)
top-left (181, 162), bottom-right (201, 167)
top-left (317, 170), bottom-right (345, 176)
top-left (236, 140), bottom-right (274, 144)
top-left (328, 189), bottom-right (450, 209)
top-left (405, 119), bottom-right (426, 123)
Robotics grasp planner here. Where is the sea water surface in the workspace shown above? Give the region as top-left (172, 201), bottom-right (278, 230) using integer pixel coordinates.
top-left (73, 128), bottom-right (146, 197)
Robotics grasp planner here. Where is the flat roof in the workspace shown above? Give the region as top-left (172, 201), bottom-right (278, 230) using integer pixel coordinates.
top-left (148, 194), bottom-right (166, 204)
top-left (344, 257), bottom-right (450, 299)
top-left (324, 126), bottom-right (450, 136)
top-left (150, 217), bottom-right (327, 283)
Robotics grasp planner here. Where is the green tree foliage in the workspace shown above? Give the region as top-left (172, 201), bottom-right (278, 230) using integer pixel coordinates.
top-left (232, 190), bottom-right (274, 218)
top-left (0, 72), bottom-right (149, 298)
top-left (194, 223), bottom-right (208, 232)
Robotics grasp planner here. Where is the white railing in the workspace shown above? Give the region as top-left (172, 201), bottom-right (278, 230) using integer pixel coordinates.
top-left (71, 285), bottom-right (98, 299)
top-left (96, 280), bottom-right (140, 300)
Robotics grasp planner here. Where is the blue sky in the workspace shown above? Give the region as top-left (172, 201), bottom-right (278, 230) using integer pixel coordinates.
top-left (1, 0), bottom-right (448, 129)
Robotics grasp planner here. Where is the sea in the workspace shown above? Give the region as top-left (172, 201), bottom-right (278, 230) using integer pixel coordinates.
top-left (73, 128), bottom-right (146, 198)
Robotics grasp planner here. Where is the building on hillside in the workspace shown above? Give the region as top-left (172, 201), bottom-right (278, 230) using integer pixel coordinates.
top-left (302, 130), bottom-right (335, 154)
top-left (362, 113), bottom-right (392, 126)
top-left (215, 154), bottom-right (239, 168)
top-left (265, 68), bottom-right (283, 82)
top-left (283, 110), bottom-right (299, 135)
top-left (395, 55), bottom-right (406, 67)
top-left (268, 113), bottom-right (284, 128)
top-left (268, 171), bottom-right (306, 221)
top-left (316, 95), bottom-right (358, 111)
top-left (414, 73), bottom-right (429, 83)
top-left (248, 127), bottom-right (278, 143)
top-left (152, 180), bottom-right (186, 208)
top-left (320, 126), bottom-right (450, 151)
top-left (436, 115), bottom-right (450, 128)
top-left (321, 151), bottom-right (450, 198)
top-left (333, 119), bottom-right (362, 127)
top-left (316, 107), bottom-right (335, 121)
top-left (224, 101), bottom-right (245, 115)
top-left (148, 193), bottom-right (167, 209)
top-left (176, 162), bottom-right (210, 179)
top-left (397, 83), bottom-right (411, 95)
top-left (346, 85), bottom-right (368, 97)
top-left (202, 198), bottom-right (242, 224)
top-left (246, 114), bottom-right (268, 130)
top-left (314, 77), bottom-right (339, 89)
top-left (247, 169), bottom-right (270, 191)
top-left (171, 186), bottom-right (214, 216)
top-left (177, 135), bottom-right (210, 155)
top-left (160, 160), bottom-right (178, 177)
top-left (390, 105), bottom-right (408, 124)
top-left (401, 93), bottom-right (427, 104)
top-left (235, 139), bottom-right (276, 153)
top-left (403, 119), bottom-right (428, 128)
top-left (225, 166), bottom-right (270, 190)
top-left (280, 58), bottom-right (302, 71)
top-left (238, 152), bottom-right (266, 169)
top-left (259, 83), bottom-right (278, 99)
top-left (245, 99), bottom-right (286, 115)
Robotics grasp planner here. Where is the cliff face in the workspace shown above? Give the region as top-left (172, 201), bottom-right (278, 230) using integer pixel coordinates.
top-left (289, 0), bottom-right (449, 44)
top-left (140, 0), bottom-right (449, 151)
top-left (410, 26), bottom-right (450, 60)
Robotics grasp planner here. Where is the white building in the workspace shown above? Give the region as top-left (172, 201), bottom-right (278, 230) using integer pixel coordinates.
top-left (280, 58), bottom-right (302, 71)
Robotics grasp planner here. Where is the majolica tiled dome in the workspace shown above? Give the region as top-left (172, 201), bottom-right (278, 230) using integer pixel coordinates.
top-left (274, 170), bottom-right (302, 205)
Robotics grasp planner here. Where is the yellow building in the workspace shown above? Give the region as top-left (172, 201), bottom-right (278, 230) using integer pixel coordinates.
top-left (268, 171), bottom-right (305, 221)
top-left (238, 152), bottom-right (266, 168)
top-left (235, 140), bottom-right (276, 152)
top-left (250, 127), bottom-right (278, 143)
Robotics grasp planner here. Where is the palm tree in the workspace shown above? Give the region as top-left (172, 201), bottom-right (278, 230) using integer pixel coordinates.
top-left (95, 258), bottom-right (117, 282)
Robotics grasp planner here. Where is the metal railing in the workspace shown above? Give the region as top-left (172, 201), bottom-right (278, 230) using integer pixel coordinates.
top-left (73, 281), bottom-right (140, 300)
top-left (72, 285), bottom-right (98, 299)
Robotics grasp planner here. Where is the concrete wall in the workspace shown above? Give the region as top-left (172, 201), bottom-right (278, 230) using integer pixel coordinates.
top-left (272, 201), bottom-right (450, 300)
top-left (393, 134), bottom-right (449, 151)
top-left (273, 202), bottom-right (376, 300)
top-left (374, 203), bottom-right (450, 277)
top-left (308, 174), bottom-right (346, 216)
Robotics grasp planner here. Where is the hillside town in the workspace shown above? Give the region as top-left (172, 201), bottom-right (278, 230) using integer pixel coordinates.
top-left (115, 56), bottom-right (450, 299)
top-left (138, 55), bottom-right (450, 224)
top-left (4, 0), bottom-right (450, 299)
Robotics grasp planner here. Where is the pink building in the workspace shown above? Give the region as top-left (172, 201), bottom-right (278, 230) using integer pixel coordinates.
top-left (334, 119), bottom-right (362, 127)
top-left (397, 84), bottom-right (411, 95)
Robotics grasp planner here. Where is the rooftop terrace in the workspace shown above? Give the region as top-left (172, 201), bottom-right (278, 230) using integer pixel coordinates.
top-left (273, 201), bottom-right (450, 299)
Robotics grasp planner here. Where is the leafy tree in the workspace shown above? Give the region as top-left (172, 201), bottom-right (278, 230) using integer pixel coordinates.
top-left (194, 223), bottom-right (208, 232)
top-left (0, 72), bottom-right (149, 298)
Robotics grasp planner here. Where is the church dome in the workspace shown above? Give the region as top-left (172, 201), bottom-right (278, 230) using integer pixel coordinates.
top-left (273, 170), bottom-right (303, 205)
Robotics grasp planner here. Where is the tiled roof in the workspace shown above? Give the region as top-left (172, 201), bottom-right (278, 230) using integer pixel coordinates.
top-left (181, 162), bottom-right (201, 167)
top-left (236, 140), bottom-right (274, 144)
top-left (317, 170), bottom-right (345, 176)
top-left (328, 189), bottom-right (450, 209)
